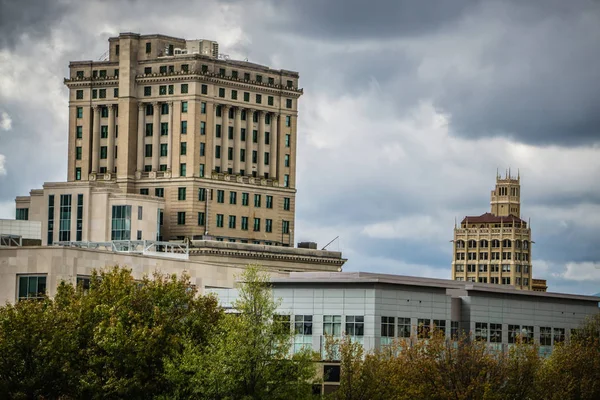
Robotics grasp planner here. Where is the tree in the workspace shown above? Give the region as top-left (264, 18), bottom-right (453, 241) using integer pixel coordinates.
top-left (0, 266), bottom-right (222, 400)
top-left (163, 266), bottom-right (320, 399)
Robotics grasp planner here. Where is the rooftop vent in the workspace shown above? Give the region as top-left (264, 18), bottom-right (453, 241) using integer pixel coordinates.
top-left (297, 242), bottom-right (317, 250)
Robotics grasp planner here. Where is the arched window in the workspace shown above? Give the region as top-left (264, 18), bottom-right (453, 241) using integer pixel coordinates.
top-left (456, 240), bottom-right (465, 249)
top-left (523, 240), bottom-right (529, 250)
top-left (480, 239), bottom-right (489, 248)
top-left (491, 240), bottom-right (500, 248)
top-left (503, 239), bottom-right (512, 248)
top-left (515, 240), bottom-right (522, 249)
top-left (468, 240), bottom-right (477, 248)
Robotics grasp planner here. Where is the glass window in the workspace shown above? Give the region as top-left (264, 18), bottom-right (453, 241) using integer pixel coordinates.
top-left (345, 316), bottom-right (364, 337)
top-left (216, 214), bottom-right (224, 228)
top-left (553, 328), bottom-right (565, 344)
top-left (197, 212), bottom-right (205, 226)
top-left (15, 208), bottom-right (29, 221)
top-left (433, 319), bottom-right (446, 335)
top-left (417, 319), bottom-right (430, 339)
top-left (229, 191), bottom-right (237, 204)
top-left (398, 318), bottom-right (411, 338)
top-left (241, 216), bottom-right (248, 230)
top-left (475, 322), bottom-right (488, 341)
top-left (178, 187), bottom-right (186, 200)
top-left (282, 220), bottom-right (289, 234)
top-left (508, 325), bottom-right (520, 344)
top-left (199, 163), bottom-right (205, 177)
top-left (154, 188), bottom-right (164, 197)
top-left (180, 163), bottom-right (186, 177)
top-left (265, 219), bottom-right (272, 233)
top-left (180, 142), bottom-right (187, 155)
top-left (255, 94), bottom-right (262, 104)
top-left (228, 215), bottom-right (236, 229)
top-left (254, 194), bottom-right (261, 207)
top-left (177, 211), bottom-right (186, 225)
top-left (181, 121), bottom-right (187, 134)
top-left (540, 327), bottom-right (552, 346)
top-left (17, 275), bottom-right (47, 301)
top-left (181, 84), bottom-right (188, 94)
top-left (324, 315), bottom-right (342, 336)
top-left (286, 99), bottom-right (292, 108)
top-left (242, 193), bottom-right (249, 206)
top-left (295, 315), bottom-right (313, 335)
top-left (253, 218), bottom-right (261, 232)
top-left (283, 197), bottom-right (291, 211)
top-left (217, 190), bottom-right (225, 203)
top-left (381, 316), bottom-right (395, 337)
top-left (111, 205), bottom-right (131, 240)
top-left (76, 90), bottom-right (84, 99)
top-left (59, 194), bottom-right (72, 241)
top-left (266, 195), bottom-right (273, 209)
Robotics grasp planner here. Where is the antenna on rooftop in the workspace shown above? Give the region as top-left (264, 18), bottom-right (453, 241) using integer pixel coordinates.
top-left (322, 236), bottom-right (339, 251)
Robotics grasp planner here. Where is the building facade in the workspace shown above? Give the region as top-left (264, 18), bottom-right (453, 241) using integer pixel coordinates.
top-left (0, 241), bottom-right (346, 304)
top-left (16, 33), bottom-right (301, 245)
top-left (452, 172), bottom-right (537, 290)
top-left (212, 271), bottom-right (599, 394)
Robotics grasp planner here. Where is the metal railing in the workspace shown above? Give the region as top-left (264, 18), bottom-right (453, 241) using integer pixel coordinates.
top-left (53, 240), bottom-right (189, 260)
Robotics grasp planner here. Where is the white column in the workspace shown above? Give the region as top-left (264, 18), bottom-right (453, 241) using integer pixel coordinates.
top-left (152, 102), bottom-right (160, 171)
top-left (91, 105), bottom-right (100, 173)
top-left (245, 109), bottom-right (254, 175)
top-left (233, 107), bottom-right (241, 174)
top-left (257, 111), bottom-right (265, 177)
top-left (167, 101), bottom-right (173, 172)
top-left (137, 103), bottom-right (145, 172)
top-left (221, 105), bottom-right (230, 172)
top-left (270, 113), bottom-right (278, 178)
top-left (106, 104), bottom-right (116, 174)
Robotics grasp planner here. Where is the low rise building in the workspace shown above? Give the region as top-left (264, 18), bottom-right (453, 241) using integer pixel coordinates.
top-left (212, 271), bottom-right (600, 394)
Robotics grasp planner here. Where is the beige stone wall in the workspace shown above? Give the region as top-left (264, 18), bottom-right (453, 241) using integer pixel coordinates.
top-left (0, 244), bottom-right (342, 303)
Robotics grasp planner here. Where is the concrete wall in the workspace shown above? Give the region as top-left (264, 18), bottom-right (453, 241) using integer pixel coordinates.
top-left (0, 220), bottom-right (41, 240)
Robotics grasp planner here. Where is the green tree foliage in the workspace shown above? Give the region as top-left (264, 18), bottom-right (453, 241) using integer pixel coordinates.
top-left (0, 266), bottom-right (221, 400)
top-left (163, 266), bottom-right (320, 399)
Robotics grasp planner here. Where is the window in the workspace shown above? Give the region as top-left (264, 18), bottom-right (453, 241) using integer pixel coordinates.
top-left (75, 125), bottom-right (83, 139)
top-left (284, 174), bottom-right (289, 187)
top-left (253, 218), bottom-right (261, 231)
top-left (179, 83), bottom-right (188, 94)
top-left (241, 216), bottom-right (248, 230)
top-left (216, 214), bottom-right (224, 228)
top-left (243, 72), bottom-right (250, 81)
top-left (168, 85), bottom-right (174, 94)
top-left (197, 188), bottom-right (206, 202)
top-left (178, 187), bottom-right (186, 201)
top-left (553, 328), bottom-right (565, 344)
top-left (417, 319), bottom-right (431, 339)
top-left (485, 323), bottom-right (501, 343)
top-left (101, 125), bottom-right (108, 138)
top-left (159, 85), bottom-right (166, 95)
top-left (282, 198), bottom-right (291, 212)
top-left (256, 94), bottom-right (262, 104)
top-left (286, 115), bottom-right (291, 127)
top-left (160, 143), bottom-right (168, 157)
top-left (145, 42), bottom-right (151, 53)
top-left (432, 319), bottom-right (446, 335)
top-left (252, 130), bottom-right (258, 143)
top-left (99, 89), bottom-right (106, 99)
top-left (177, 212), bottom-right (186, 225)
top-left (145, 144), bottom-right (153, 157)
top-left (199, 163), bottom-right (205, 177)
top-left (540, 327), bottom-right (552, 346)
top-left (100, 146), bottom-right (107, 159)
top-left (75, 168), bottom-right (81, 181)
top-left (479, 264), bottom-right (487, 272)
top-left (346, 316), bottom-right (364, 336)
top-left (181, 121), bottom-right (187, 134)
top-left (219, 88), bottom-right (225, 98)
top-left (254, 194), bottom-right (261, 207)
top-left (227, 147), bottom-right (233, 161)
top-left (160, 164), bottom-right (167, 172)
top-left (215, 145), bottom-right (221, 159)
top-left (264, 152), bottom-right (269, 166)
top-left (201, 84), bottom-right (208, 95)
top-left (228, 215), bottom-right (236, 229)
top-left (284, 154), bottom-right (291, 167)
top-left (92, 89), bottom-right (97, 99)
top-left (17, 275), bottom-right (47, 301)
top-left (145, 123), bottom-right (153, 137)
top-left (265, 195), bottom-right (273, 209)
top-left (76, 70), bottom-right (84, 79)
top-left (508, 325), bottom-right (520, 344)
top-left (154, 188), bottom-right (164, 197)
top-left (502, 277), bottom-right (511, 285)
top-left (522, 326), bottom-right (534, 344)
top-left (381, 316), bottom-right (395, 338)
top-left (111, 205), bottom-right (131, 240)
top-left (217, 190), bottom-right (225, 203)
top-left (295, 315), bottom-right (313, 335)
top-left (180, 163), bottom-right (186, 177)
top-left (197, 212), bottom-right (205, 226)
top-left (240, 149), bottom-right (246, 162)
top-left (262, 218), bottom-right (271, 233)
top-left (282, 220), bottom-right (290, 234)
top-left (324, 315), bottom-right (342, 336)
top-left (76, 89), bottom-right (84, 100)
top-left (287, 80), bottom-right (293, 88)
top-left (180, 142), bottom-right (187, 155)
top-left (228, 126), bottom-right (234, 140)
top-left (75, 146), bottom-right (82, 160)
top-left (216, 124), bottom-right (222, 138)
top-left (475, 322), bottom-right (488, 341)
top-left (16, 208), bottom-right (29, 221)
top-left (199, 142), bottom-right (205, 157)
top-left (242, 192), bottom-right (249, 206)
top-left (285, 134), bottom-right (291, 147)
top-left (181, 101), bottom-right (188, 113)
top-left (140, 189), bottom-right (149, 195)
top-left (268, 96), bottom-right (274, 106)
top-left (244, 92), bottom-right (250, 102)
top-left (58, 194), bottom-right (72, 241)
top-left (286, 99), bottom-right (292, 108)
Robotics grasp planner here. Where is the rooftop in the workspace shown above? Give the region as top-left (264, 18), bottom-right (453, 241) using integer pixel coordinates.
top-left (272, 272), bottom-right (600, 303)
top-left (461, 212), bottom-right (525, 225)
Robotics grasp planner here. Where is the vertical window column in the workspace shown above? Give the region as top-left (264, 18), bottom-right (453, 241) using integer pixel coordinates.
top-left (245, 109), bottom-right (254, 175)
top-left (47, 195), bottom-right (55, 245)
top-left (59, 194), bottom-right (72, 241)
top-left (76, 194), bottom-right (84, 241)
top-left (221, 105), bottom-right (230, 172)
top-left (91, 105), bottom-right (101, 173)
top-left (167, 101), bottom-right (174, 173)
top-left (106, 104), bottom-right (116, 174)
top-left (257, 111), bottom-right (265, 177)
top-left (270, 112), bottom-right (278, 178)
top-left (233, 107), bottom-right (242, 174)
top-left (152, 102), bottom-right (160, 171)
top-left (137, 103), bottom-right (145, 173)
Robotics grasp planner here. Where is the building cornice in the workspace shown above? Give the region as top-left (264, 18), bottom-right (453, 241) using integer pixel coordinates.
top-left (190, 247), bottom-right (346, 268)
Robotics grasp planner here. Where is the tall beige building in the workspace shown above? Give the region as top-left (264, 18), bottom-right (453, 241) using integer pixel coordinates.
top-left (451, 171), bottom-right (534, 290)
top-left (16, 33), bottom-right (302, 245)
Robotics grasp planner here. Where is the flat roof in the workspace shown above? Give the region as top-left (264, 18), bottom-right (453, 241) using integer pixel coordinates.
top-left (272, 272), bottom-right (600, 303)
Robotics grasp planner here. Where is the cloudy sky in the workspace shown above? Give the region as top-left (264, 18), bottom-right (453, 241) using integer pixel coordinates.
top-left (1, 0), bottom-right (599, 295)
